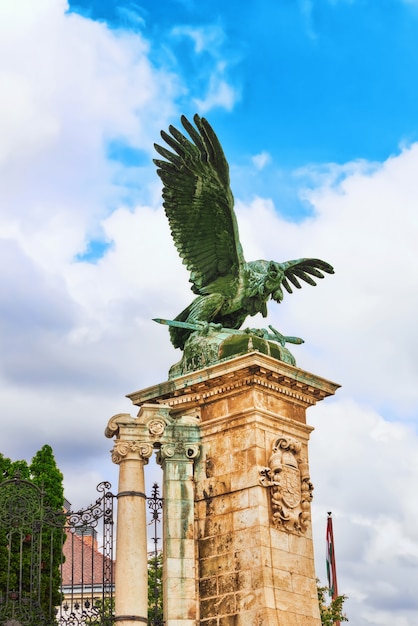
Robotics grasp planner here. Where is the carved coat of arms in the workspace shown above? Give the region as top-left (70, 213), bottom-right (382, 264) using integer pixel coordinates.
top-left (260, 437), bottom-right (313, 534)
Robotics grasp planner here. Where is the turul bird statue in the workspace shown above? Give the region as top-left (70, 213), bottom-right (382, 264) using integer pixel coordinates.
top-left (154, 114), bottom-right (334, 352)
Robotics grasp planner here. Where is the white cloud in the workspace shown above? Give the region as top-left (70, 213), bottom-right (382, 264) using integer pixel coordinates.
top-left (126, 147), bottom-right (418, 623)
top-left (0, 0), bottom-right (180, 495)
top-left (171, 24), bottom-right (241, 113)
top-left (252, 151), bottom-right (271, 170)
top-left (194, 75), bottom-right (239, 113)
top-left (0, 0), bottom-right (178, 267)
top-left (310, 399), bottom-right (418, 624)
top-left (1, 2), bottom-right (418, 623)
top-left (171, 24), bottom-right (225, 54)
top-left (237, 145), bottom-right (418, 420)
top-left (233, 148), bottom-right (418, 623)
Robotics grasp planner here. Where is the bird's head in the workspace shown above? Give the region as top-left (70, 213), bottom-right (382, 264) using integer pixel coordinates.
top-left (245, 260), bottom-right (285, 312)
top-left (265, 261), bottom-right (285, 303)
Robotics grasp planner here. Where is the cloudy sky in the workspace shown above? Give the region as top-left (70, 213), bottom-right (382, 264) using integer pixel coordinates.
top-left (2, 0), bottom-right (418, 623)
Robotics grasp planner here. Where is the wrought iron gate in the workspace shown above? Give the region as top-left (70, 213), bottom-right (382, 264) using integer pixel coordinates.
top-left (0, 475), bottom-right (115, 626)
top-left (0, 476), bottom-right (164, 626)
top-left (58, 482), bottom-right (115, 626)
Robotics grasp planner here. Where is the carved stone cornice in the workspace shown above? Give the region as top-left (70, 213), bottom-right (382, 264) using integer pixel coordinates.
top-left (105, 406), bottom-right (172, 440)
top-left (105, 413), bottom-right (133, 439)
top-left (126, 353), bottom-right (340, 412)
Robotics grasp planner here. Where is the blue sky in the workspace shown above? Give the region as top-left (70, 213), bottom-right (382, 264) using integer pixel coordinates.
top-left (2, 1), bottom-right (418, 624)
top-left (64, 0), bottom-right (418, 226)
top-left (70, 0), bottom-right (418, 194)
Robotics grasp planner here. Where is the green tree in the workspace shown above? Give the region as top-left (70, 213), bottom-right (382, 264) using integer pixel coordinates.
top-left (30, 444), bottom-right (64, 510)
top-left (0, 454), bottom-right (31, 595)
top-left (0, 452), bottom-right (30, 480)
top-left (30, 445), bottom-right (66, 615)
top-left (88, 597), bottom-right (115, 626)
top-left (148, 552), bottom-right (163, 624)
top-left (0, 446), bottom-right (65, 623)
top-left (317, 580), bottom-right (348, 625)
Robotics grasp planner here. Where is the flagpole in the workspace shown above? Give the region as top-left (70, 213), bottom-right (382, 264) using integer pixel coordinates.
top-left (326, 512), bottom-right (340, 625)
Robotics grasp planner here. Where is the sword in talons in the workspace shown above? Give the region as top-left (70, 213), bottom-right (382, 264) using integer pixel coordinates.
top-left (152, 318), bottom-right (304, 347)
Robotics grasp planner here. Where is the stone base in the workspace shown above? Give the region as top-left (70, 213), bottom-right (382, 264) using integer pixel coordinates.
top-left (169, 330), bottom-right (297, 379)
top-left (195, 404), bottom-right (321, 625)
top-left (127, 353), bottom-right (340, 625)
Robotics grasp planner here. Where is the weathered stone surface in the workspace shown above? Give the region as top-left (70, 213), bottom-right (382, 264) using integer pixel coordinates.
top-left (200, 592), bottom-right (236, 618)
top-left (126, 353), bottom-right (339, 625)
top-left (199, 577), bottom-right (217, 599)
top-left (191, 355), bottom-right (337, 625)
top-left (106, 404), bottom-right (201, 626)
top-left (127, 353), bottom-right (339, 413)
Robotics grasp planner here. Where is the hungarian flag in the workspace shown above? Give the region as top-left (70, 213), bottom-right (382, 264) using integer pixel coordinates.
top-left (326, 512), bottom-right (338, 599)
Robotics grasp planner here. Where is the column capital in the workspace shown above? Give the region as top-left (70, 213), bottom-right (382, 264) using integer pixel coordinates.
top-left (106, 404), bottom-right (201, 463)
top-left (158, 441), bottom-right (200, 464)
top-left (105, 405), bottom-right (172, 441)
top-left (111, 440), bottom-right (154, 465)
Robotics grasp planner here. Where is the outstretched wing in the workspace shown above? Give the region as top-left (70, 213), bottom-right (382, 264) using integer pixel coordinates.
top-left (281, 258), bottom-right (335, 294)
top-left (154, 114), bottom-right (245, 294)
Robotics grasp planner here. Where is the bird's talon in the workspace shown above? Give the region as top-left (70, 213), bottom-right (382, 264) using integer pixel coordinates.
top-left (209, 322), bottom-right (222, 330)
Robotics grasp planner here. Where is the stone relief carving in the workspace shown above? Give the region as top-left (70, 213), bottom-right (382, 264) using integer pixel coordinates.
top-left (260, 436), bottom-right (313, 534)
top-left (148, 419), bottom-right (166, 436)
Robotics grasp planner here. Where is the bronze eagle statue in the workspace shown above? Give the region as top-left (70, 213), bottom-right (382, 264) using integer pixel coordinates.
top-left (154, 114), bottom-right (334, 351)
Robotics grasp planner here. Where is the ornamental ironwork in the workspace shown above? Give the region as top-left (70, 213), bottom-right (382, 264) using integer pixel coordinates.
top-left (0, 476), bottom-right (165, 626)
top-left (0, 475), bottom-right (115, 626)
top-left (58, 482), bottom-right (115, 626)
top-left (147, 484), bottom-right (163, 626)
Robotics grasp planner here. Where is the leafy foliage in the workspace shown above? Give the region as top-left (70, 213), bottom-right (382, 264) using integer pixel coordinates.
top-left (88, 597), bottom-right (115, 626)
top-left (30, 444), bottom-right (64, 510)
top-left (317, 580), bottom-right (348, 625)
top-left (148, 552), bottom-right (163, 625)
top-left (0, 454), bottom-right (33, 596)
top-left (30, 445), bottom-right (66, 614)
top-left (0, 446), bottom-right (65, 622)
top-left (0, 452), bottom-right (31, 480)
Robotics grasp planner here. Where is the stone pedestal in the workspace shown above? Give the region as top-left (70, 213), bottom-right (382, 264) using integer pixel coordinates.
top-left (127, 352), bottom-right (339, 626)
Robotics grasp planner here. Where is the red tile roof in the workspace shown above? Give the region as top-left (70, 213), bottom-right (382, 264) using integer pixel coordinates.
top-left (61, 530), bottom-right (113, 587)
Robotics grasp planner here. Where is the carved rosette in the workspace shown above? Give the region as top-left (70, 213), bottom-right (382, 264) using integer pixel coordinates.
top-left (260, 436), bottom-right (313, 534)
top-left (111, 440), bottom-right (154, 465)
top-left (148, 419), bottom-right (166, 437)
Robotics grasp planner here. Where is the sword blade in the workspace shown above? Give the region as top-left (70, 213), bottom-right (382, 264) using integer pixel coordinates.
top-left (153, 318), bottom-right (304, 346)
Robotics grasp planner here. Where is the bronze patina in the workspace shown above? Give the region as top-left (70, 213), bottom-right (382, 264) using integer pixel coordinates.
top-left (153, 114), bottom-right (334, 375)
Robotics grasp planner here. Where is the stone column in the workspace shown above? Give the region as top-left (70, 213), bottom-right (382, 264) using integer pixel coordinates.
top-left (157, 415), bottom-right (200, 626)
top-left (106, 406), bottom-right (171, 626)
top-left (106, 405), bottom-right (201, 626)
